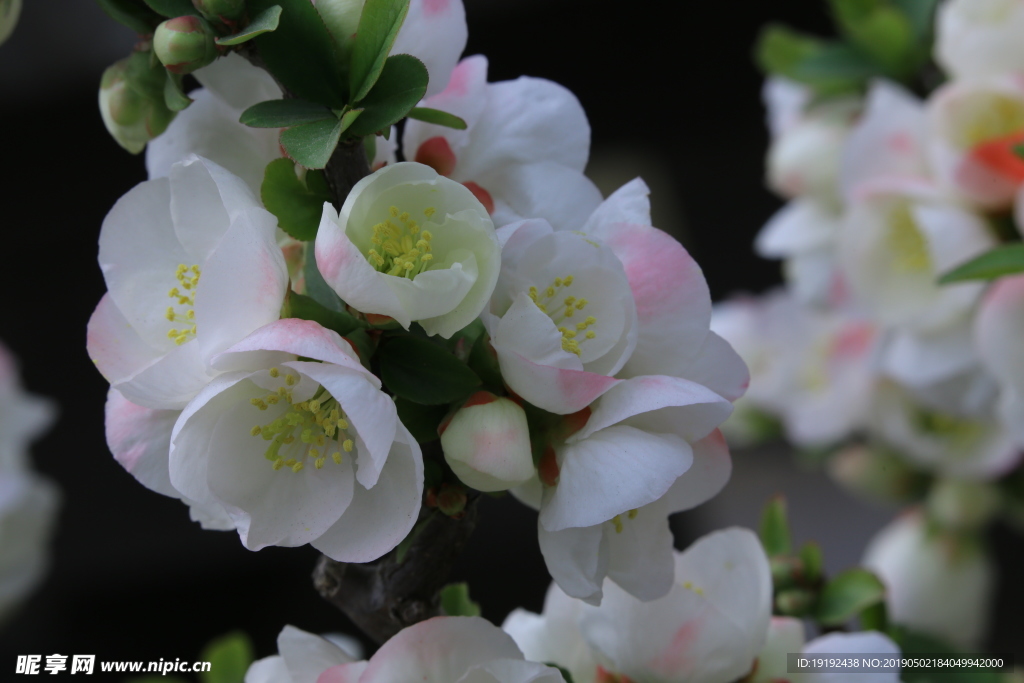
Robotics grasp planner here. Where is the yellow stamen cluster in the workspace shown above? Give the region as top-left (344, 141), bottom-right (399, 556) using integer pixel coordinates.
top-left (528, 275), bottom-right (597, 356)
top-left (610, 509), bottom-right (639, 534)
top-left (366, 205), bottom-right (437, 279)
top-left (165, 264), bottom-right (201, 345)
top-left (249, 368), bottom-right (355, 473)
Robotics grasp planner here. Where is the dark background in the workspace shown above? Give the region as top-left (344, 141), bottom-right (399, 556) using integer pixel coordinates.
top-left (1, 0), bottom-right (1019, 673)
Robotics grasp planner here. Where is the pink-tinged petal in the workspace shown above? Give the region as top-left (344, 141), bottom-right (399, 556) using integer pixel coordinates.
top-left (840, 80), bottom-right (927, 201)
top-left (581, 178), bottom-right (652, 235)
top-left (214, 318), bottom-right (370, 378)
top-left (359, 617), bottom-right (524, 683)
top-left (403, 55), bottom-right (489, 160)
top-left (482, 161), bottom-right (603, 232)
top-left (605, 506), bottom-right (674, 602)
top-left (459, 660), bottom-right (565, 683)
top-left (392, 0), bottom-right (468, 98)
top-left (538, 521), bottom-right (609, 605)
top-left (113, 339), bottom-right (216, 410)
top-left (104, 388), bottom-right (179, 497)
top-left (661, 429), bottom-right (732, 513)
top-left (314, 203), bottom-right (411, 328)
top-left (976, 274), bottom-right (1024, 390)
top-left (318, 663), bottom-right (369, 683)
top-left (574, 375), bottom-right (734, 444)
top-left (245, 656), bottom-right (290, 683)
top-left (541, 425), bottom-right (692, 531)
top-left (497, 349), bottom-right (619, 415)
top-left (169, 155), bottom-right (262, 263)
top-left (194, 207), bottom-right (289, 363)
top-left (87, 293), bottom-right (162, 385)
top-left (672, 331), bottom-right (750, 402)
top-left (312, 424), bottom-right (423, 563)
top-left (277, 625), bottom-right (358, 683)
top-left (194, 52), bottom-right (282, 110)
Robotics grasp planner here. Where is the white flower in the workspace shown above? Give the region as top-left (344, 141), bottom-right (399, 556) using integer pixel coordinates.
top-left (974, 272), bottom-right (1024, 447)
top-left (245, 625), bottom-right (362, 683)
top-left (439, 392), bottom-right (534, 492)
top-left (863, 510), bottom-right (994, 648)
top-left (0, 343), bottom-right (55, 470)
top-left (935, 0), bottom-right (1024, 82)
top-left (314, 161), bottom-right (499, 338)
top-left (87, 155), bottom-right (289, 410)
top-left (169, 318), bottom-right (423, 560)
top-left (305, 616), bottom-right (564, 683)
top-left (763, 78), bottom-right (812, 141)
top-left (402, 55), bottom-right (602, 230)
top-left (0, 470), bottom-right (58, 623)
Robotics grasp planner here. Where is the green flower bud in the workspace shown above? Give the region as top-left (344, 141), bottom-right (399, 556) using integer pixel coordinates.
top-left (0, 0), bottom-right (21, 46)
top-left (192, 0), bottom-right (245, 23)
top-left (774, 588), bottom-right (814, 617)
top-left (153, 16), bottom-right (217, 74)
top-left (99, 55), bottom-right (177, 154)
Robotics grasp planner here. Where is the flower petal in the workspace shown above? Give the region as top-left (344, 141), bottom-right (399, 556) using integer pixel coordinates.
top-left (393, 0), bottom-right (468, 98)
top-left (194, 52), bottom-right (282, 110)
top-left (87, 293), bottom-right (162, 385)
top-left (605, 505), bottom-right (675, 602)
top-left (278, 625), bottom-right (357, 683)
top-left (104, 388), bottom-right (179, 497)
top-left (661, 429), bottom-right (732, 513)
top-left (113, 339), bottom-right (216, 410)
top-left (213, 318), bottom-right (369, 377)
top-left (537, 521), bottom-right (609, 605)
top-left (483, 161), bottom-right (603, 232)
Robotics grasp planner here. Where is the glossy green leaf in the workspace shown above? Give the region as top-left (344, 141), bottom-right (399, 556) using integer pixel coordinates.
top-left (164, 72), bottom-right (192, 112)
top-left (302, 242), bottom-right (346, 312)
top-left (408, 106), bottom-right (468, 130)
top-left (347, 54), bottom-right (428, 137)
top-left (249, 0), bottom-right (345, 108)
top-left (939, 243), bottom-right (1024, 284)
top-left (241, 98), bottom-right (334, 128)
top-left (799, 541), bottom-right (823, 583)
top-left (395, 397), bottom-right (447, 443)
top-left (281, 118), bottom-right (344, 169)
top-left (830, 0), bottom-right (916, 76)
top-left (261, 158), bottom-right (332, 240)
top-left (790, 43), bottom-right (881, 81)
top-left (815, 568), bottom-right (886, 626)
top-left (467, 332), bottom-right (504, 394)
top-left (380, 335), bottom-right (481, 405)
top-left (97, 0), bottom-right (161, 33)
top-left (891, 0), bottom-right (939, 41)
top-left (338, 106), bottom-right (363, 135)
top-left (216, 5), bottom-right (282, 45)
top-left (349, 0), bottom-right (411, 102)
top-left (199, 631), bottom-right (254, 683)
top-left (288, 292), bottom-right (364, 335)
top-left (756, 24), bottom-right (877, 95)
top-left (440, 582), bottom-right (481, 617)
top-left (143, 0), bottom-right (196, 18)
top-left (759, 496), bottom-right (792, 556)
top-left (756, 24), bottom-right (824, 79)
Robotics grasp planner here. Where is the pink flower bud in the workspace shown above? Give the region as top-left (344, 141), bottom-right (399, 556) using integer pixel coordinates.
top-left (440, 392), bottom-right (534, 492)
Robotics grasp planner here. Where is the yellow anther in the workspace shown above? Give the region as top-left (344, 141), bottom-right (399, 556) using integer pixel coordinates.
top-left (337, 418), bottom-right (349, 430)
top-left (165, 308), bottom-right (176, 321)
top-left (308, 399), bottom-right (321, 412)
top-left (529, 286), bottom-right (538, 300)
top-left (284, 459), bottom-right (296, 467)
top-left (333, 452), bottom-right (343, 464)
top-left (269, 367), bottom-right (280, 378)
top-left (576, 299), bottom-right (588, 310)
top-left (628, 509), bottom-right (638, 519)
top-left (343, 439), bottom-right (354, 452)
top-left (389, 206), bottom-right (399, 217)
top-left (168, 287), bottom-right (179, 297)
top-left (285, 375), bottom-right (296, 386)
top-left (292, 461), bottom-right (304, 473)
top-left (191, 265), bottom-right (200, 275)
top-left (424, 207), bottom-right (436, 217)
top-left (399, 212), bottom-right (410, 221)
top-left (564, 307), bottom-right (575, 318)
top-left (554, 277), bottom-right (563, 286)
top-left (272, 458), bottom-right (285, 470)
top-left (177, 264), bottom-right (187, 274)
top-left (612, 515), bottom-right (624, 533)
top-left (586, 331), bottom-right (596, 339)
top-left (315, 457), bottom-right (325, 469)
top-left (563, 275), bottom-right (574, 285)
top-left (564, 296), bottom-right (576, 306)
top-left (309, 448), bottom-right (319, 458)
top-left (175, 334), bottom-right (188, 345)
top-left (265, 395), bottom-right (279, 405)
top-left (545, 287), bottom-right (555, 297)
top-left (251, 426), bottom-right (262, 436)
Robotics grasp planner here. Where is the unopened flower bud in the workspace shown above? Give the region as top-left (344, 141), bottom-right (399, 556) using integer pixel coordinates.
top-left (828, 444), bottom-right (927, 503)
top-left (927, 478), bottom-right (1000, 531)
top-left (440, 392), bottom-right (534, 493)
top-left (154, 16), bottom-right (217, 74)
top-left (769, 556), bottom-right (802, 590)
top-left (99, 57), bottom-right (176, 154)
top-left (435, 484), bottom-right (467, 517)
top-left (774, 588), bottom-right (814, 617)
top-left (192, 0), bottom-right (245, 23)
top-left (0, 0), bottom-right (22, 46)
top-left (314, 0), bottom-right (364, 45)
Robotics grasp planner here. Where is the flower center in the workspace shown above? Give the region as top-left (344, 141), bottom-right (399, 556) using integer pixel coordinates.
top-left (886, 205), bottom-right (930, 274)
top-left (366, 205), bottom-right (436, 279)
top-left (249, 367), bottom-right (355, 473)
top-left (528, 275), bottom-right (598, 356)
top-left (165, 263), bottom-right (201, 345)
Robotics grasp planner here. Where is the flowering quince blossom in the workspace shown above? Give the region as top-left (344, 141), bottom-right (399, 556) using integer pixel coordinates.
top-left (974, 273), bottom-right (1024, 446)
top-left (315, 162), bottom-right (500, 338)
top-left (402, 55), bottom-right (603, 230)
top-left (505, 528), bottom-right (772, 683)
top-left (863, 510), bottom-right (994, 648)
top-left (752, 618), bottom-right (901, 683)
top-left (248, 617), bottom-right (563, 683)
top-left (87, 155), bottom-right (289, 410)
top-left (936, 0), bottom-right (1024, 81)
top-left (168, 318), bottom-right (423, 559)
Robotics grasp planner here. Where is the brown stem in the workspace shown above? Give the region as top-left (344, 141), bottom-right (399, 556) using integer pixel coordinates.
top-left (322, 139), bottom-right (371, 210)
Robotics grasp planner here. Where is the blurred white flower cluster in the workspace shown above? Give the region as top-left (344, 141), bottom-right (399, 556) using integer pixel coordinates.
top-left (719, 0), bottom-right (1024, 650)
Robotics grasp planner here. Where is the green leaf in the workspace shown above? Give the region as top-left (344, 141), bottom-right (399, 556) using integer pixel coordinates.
top-left (97, 0), bottom-right (160, 33)
top-left (303, 242), bottom-right (346, 312)
top-left (338, 107), bottom-right (363, 135)
top-left (199, 631), bottom-right (254, 683)
top-left (241, 98), bottom-right (335, 128)
top-left (830, 1), bottom-right (916, 76)
top-left (756, 24), bottom-right (879, 96)
top-left (216, 5), bottom-right (282, 45)
top-left (891, 0), bottom-right (939, 41)
top-left (439, 582), bottom-right (481, 617)
top-left (143, 0), bottom-right (196, 18)
top-left (281, 118), bottom-right (344, 169)
top-left (544, 664), bottom-right (575, 683)
top-left (349, 0), bottom-right (411, 103)
top-left (248, 0), bottom-right (345, 108)
top-left (395, 397), bottom-right (447, 443)
top-left (347, 54), bottom-right (428, 137)
top-left (289, 292), bottom-right (364, 336)
top-left (408, 107), bottom-right (468, 130)
top-left (939, 243), bottom-right (1024, 283)
top-left (799, 541), bottom-right (824, 583)
top-left (815, 568), bottom-right (886, 626)
top-left (755, 24), bottom-right (823, 78)
top-left (759, 496), bottom-right (792, 556)
top-left (467, 332), bottom-right (504, 394)
top-left (345, 328), bottom-right (375, 369)
top-left (261, 158), bottom-right (332, 240)
top-left (164, 72), bottom-right (192, 112)
top-left (790, 43), bottom-right (881, 82)
top-left (379, 335), bottom-right (482, 405)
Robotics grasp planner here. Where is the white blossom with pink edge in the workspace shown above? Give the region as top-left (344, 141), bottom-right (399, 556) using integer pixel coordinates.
top-left (506, 528), bottom-right (771, 683)
top-left (974, 272), bottom-right (1024, 447)
top-left (168, 318), bottom-right (423, 561)
top-left (517, 428), bottom-right (733, 604)
top-left (936, 0), bottom-right (1024, 84)
top-left (88, 155), bottom-right (289, 411)
top-left (311, 616), bottom-right (563, 683)
top-left (245, 625), bottom-right (363, 683)
top-left (484, 179), bottom-right (747, 416)
top-left (315, 162), bottom-right (499, 338)
top-left (863, 510), bottom-right (994, 648)
top-left (0, 343), bottom-right (55, 470)
top-left (402, 55), bottom-right (603, 231)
